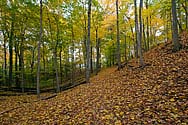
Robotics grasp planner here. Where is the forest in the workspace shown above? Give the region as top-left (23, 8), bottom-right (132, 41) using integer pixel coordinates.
top-left (0, 0), bottom-right (188, 124)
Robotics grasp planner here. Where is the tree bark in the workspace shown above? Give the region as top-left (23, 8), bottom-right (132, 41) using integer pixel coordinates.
top-left (134, 0), bottom-right (138, 58)
top-left (116, 0), bottom-right (121, 70)
top-left (3, 32), bottom-right (7, 85)
top-left (71, 25), bottom-right (75, 86)
top-left (79, 46), bottom-right (82, 73)
top-left (143, 20), bottom-right (147, 51)
top-left (37, 0), bottom-right (42, 98)
top-left (42, 40), bottom-right (46, 80)
top-left (181, 1), bottom-right (188, 29)
top-left (124, 35), bottom-right (127, 62)
top-left (14, 41), bottom-right (19, 88)
top-left (20, 20), bottom-right (27, 93)
top-left (31, 47), bottom-right (35, 84)
top-left (53, 50), bottom-right (60, 92)
top-left (9, 20), bottom-right (14, 88)
top-left (186, 0), bottom-right (188, 29)
top-left (59, 49), bottom-right (63, 85)
top-left (55, 16), bottom-right (60, 93)
top-left (20, 42), bottom-right (24, 93)
top-left (146, 0), bottom-right (150, 51)
top-left (178, 2), bottom-right (183, 31)
top-left (0, 3), bottom-right (7, 85)
top-left (96, 29), bottom-right (100, 75)
top-left (90, 46), bottom-right (93, 73)
top-left (47, 13), bottom-right (60, 93)
top-left (138, 0), bottom-right (145, 67)
top-left (86, 0), bottom-right (92, 83)
top-left (82, 1), bottom-right (87, 71)
top-left (172, 0), bottom-right (181, 51)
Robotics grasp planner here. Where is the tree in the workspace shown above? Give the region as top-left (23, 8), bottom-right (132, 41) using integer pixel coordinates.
top-left (54, 15), bottom-right (60, 93)
top-left (172, 0), bottom-right (181, 51)
top-left (116, 0), bottom-right (121, 70)
top-left (138, 0), bottom-right (144, 67)
top-left (134, 0), bottom-right (144, 67)
top-left (184, 0), bottom-right (188, 29)
top-left (96, 37), bottom-right (100, 74)
top-left (46, 11), bottom-right (61, 93)
top-left (71, 21), bottom-right (75, 86)
top-left (145, 0), bottom-right (150, 50)
top-left (91, 1), bottom-right (103, 74)
top-left (0, 4), bottom-right (8, 85)
top-left (8, 1), bottom-right (15, 88)
top-left (86, 0), bottom-right (92, 83)
top-left (134, 0), bottom-right (139, 58)
top-left (37, 0), bottom-right (43, 98)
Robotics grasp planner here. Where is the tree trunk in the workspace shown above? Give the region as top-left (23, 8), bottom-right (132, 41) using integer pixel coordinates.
top-left (109, 49), bottom-right (112, 67)
top-left (116, 0), bottom-right (121, 70)
top-left (20, 22), bottom-right (26, 93)
top-left (47, 13), bottom-right (60, 93)
top-left (31, 48), bottom-right (35, 84)
top-left (130, 24), bottom-right (134, 44)
top-left (82, 2), bottom-right (87, 71)
top-left (0, 4), bottom-right (6, 85)
top-left (124, 34), bottom-right (127, 62)
top-left (9, 20), bottom-right (14, 88)
top-left (3, 32), bottom-right (7, 85)
top-left (59, 49), bottom-right (63, 85)
top-left (146, 0), bottom-right (150, 51)
top-left (15, 42), bottom-right (19, 88)
top-left (20, 42), bottom-right (24, 93)
top-left (79, 46), bottom-right (82, 73)
top-left (143, 20), bottom-right (147, 52)
top-left (128, 38), bottom-right (132, 60)
top-left (172, 0), bottom-right (181, 51)
top-left (134, 1), bottom-right (139, 54)
top-left (177, 3), bottom-right (183, 32)
top-left (37, 0), bottom-right (42, 98)
top-left (71, 26), bottom-right (75, 86)
top-left (138, 0), bottom-right (145, 67)
top-left (186, 0), bottom-right (188, 29)
top-left (165, 10), bottom-right (169, 42)
top-left (90, 46), bottom-right (93, 73)
top-left (86, 0), bottom-right (92, 83)
top-left (42, 41), bottom-right (46, 80)
top-left (134, 0), bottom-right (138, 58)
top-left (53, 50), bottom-right (60, 93)
top-left (96, 29), bottom-right (100, 75)
top-left (54, 16), bottom-right (60, 93)
top-left (149, 14), bottom-right (152, 46)
top-left (112, 43), bottom-right (115, 66)
top-left (181, 1), bottom-right (188, 29)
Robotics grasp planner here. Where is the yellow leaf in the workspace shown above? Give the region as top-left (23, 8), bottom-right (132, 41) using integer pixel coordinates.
top-left (102, 113), bottom-right (114, 120)
top-left (115, 120), bottom-right (122, 125)
top-left (120, 112), bottom-right (124, 116)
top-left (170, 98), bottom-right (175, 102)
top-left (114, 105), bottom-right (120, 109)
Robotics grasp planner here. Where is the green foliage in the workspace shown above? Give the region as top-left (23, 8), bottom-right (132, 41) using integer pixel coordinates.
top-left (0, 0), bottom-right (187, 91)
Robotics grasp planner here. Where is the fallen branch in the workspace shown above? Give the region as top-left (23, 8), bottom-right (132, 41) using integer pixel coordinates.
top-left (0, 106), bottom-right (21, 115)
top-left (40, 94), bottom-right (57, 100)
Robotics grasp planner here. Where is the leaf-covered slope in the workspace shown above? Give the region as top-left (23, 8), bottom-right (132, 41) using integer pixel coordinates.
top-left (0, 33), bottom-right (188, 124)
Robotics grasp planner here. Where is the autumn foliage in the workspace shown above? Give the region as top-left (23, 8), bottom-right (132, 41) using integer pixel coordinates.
top-left (0, 32), bottom-right (188, 124)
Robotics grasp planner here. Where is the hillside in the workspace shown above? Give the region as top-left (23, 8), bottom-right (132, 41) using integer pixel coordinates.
top-left (0, 32), bottom-right (188, 124)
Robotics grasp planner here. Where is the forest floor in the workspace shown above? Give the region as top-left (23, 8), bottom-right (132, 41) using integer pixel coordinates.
top-left (0, 32), bottom-right (188, 125)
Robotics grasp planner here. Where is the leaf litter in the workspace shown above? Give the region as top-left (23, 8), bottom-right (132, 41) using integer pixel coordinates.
top-left (0, 32), bottom-right (188, 124)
